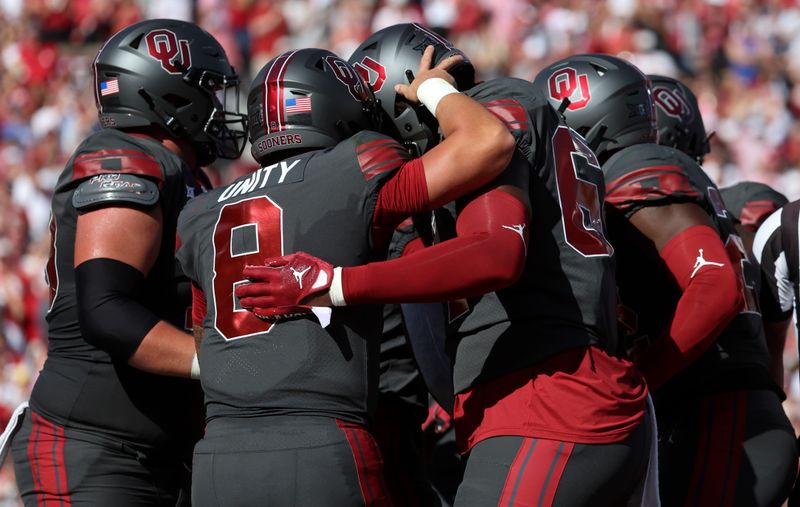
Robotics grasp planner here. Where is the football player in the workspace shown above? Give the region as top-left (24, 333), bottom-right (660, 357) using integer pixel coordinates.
top-left (720, 181), bottom-right (788, 255)
top-left (237, 24), bottom-right (652, 506)
top-left (534, 56), bottom-right (796, 506)
top-left (175, 47), bottom-right (514, 505)
top-left (9, 19), bottom-right (247, 505)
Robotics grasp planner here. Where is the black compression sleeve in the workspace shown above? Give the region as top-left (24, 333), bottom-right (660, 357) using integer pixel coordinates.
top-left (75, 258), bottom-right (161, 361)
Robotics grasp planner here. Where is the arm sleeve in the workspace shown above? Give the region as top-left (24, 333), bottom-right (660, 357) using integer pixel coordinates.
top-left (636, 224), bottom-right (743, 389)
top-left (371, 158), bottom-right (430, 231)
top-left (192, 282), bottom-right (207, 328)
top-left (76, 258), bottom-right (161, 361)
top-left (342, 189), bottom-right (528, 304)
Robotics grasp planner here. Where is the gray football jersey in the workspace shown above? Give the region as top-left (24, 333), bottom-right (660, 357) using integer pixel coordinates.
top-left (177, 131), bottom-right (410, 425)
top-left (447, 78), bottom-right (618, 393)
top-left (34, 128), bottom-right (203, 448)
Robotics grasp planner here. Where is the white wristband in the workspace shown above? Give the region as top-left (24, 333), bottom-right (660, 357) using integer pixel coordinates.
top-left (190, 353), bottom-right (200, 380)
top-left (329, 267), bottom-right (347, 307)
top-left (417, 77), bottom-right (459, 117)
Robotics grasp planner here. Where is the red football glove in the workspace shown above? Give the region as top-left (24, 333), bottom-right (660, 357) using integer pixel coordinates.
top-left (421, 401), bottom-right (452, 435)
top-left (236, 251), bottom-right (334, 321)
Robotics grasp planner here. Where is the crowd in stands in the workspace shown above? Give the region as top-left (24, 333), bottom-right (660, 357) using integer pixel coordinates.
top-left (1, 0), bottom-right (800, 502)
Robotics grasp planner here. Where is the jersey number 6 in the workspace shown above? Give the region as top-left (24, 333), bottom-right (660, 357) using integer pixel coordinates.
top-left (551, 126), bottom-right (614, 257)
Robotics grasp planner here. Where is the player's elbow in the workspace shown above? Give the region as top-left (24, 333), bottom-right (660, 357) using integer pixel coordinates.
top-left (484, 127), bottom-right (515, 176)
top-left (76, 258), bottom-right (160, 361)
top-left (694, 263), bottom-right (743, 324)
top-left (462, 122), bottom-right (515, 180)
top-left (475, 231), bottom-right (527, 290)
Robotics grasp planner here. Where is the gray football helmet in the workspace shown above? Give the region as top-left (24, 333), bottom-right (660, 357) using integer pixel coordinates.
top-left (93, 19), bottom-right (247, 165)
top-left (247, 48), bottom-right (381, 164)
top-left (348, 23), bottom-right (475, 155)
top-left (532, 54), bottom-right (656, 162)
top-left (649, 75), bottom-right (711, 164)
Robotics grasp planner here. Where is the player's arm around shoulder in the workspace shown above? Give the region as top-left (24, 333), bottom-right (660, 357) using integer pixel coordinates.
top-left (402, 46), bottom-right (514, 208)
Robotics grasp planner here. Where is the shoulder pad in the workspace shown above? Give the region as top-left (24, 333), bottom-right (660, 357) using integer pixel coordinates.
top-left (352, 131), bottom-right (412, 181)
top-left (603, 144), bottom-right (703, 215)
top-left (72, 173), bottom-right (159, 211)
top-left (720, 181), bottom-right (788, 226)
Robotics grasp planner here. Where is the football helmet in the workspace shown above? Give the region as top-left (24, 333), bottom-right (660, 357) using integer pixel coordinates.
top-left (649, 75), bottom-right (711, 164)
top-left (532, 54), bottom-right (656, 162)
top-left (348, 23), bottom-right (475, 155)
top-left (247, 48), bottom-right (381, 164)
top-left (93, 19), bottom-right (247, 165)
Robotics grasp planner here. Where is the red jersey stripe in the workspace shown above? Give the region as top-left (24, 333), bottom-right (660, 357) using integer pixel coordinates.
top-left (740, 200), bottom-right (781, 229)
top-left (605, 165), bottom-right (700, 206)
top-left (72, 150), bottom-right (163, 182)
top-left (356, 141), bottom-right (409, 181)
top-left (484, 101), bottom-right (530, 131)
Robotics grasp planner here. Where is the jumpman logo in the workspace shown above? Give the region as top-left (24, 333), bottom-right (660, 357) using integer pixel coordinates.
top-left (690, 248), bottom-right (725, 278)
top-left (290, 266), bottom-right (311, 288)
top-left (501, 224), bottom-right (527, 253)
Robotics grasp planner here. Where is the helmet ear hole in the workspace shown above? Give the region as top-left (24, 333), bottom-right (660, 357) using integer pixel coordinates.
top-left (129, 33), bottom-right (144, 49)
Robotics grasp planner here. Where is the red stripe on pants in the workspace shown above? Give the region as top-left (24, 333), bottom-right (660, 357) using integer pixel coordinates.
top-left (336, 419), bottom-right (392, 506)
top-left (27, 411), bottom-right (71, 506)
top-left (684, 392), bottom-right (748, 507)
top-left (722, 392), bottom-right (748, 506)
top-left (497, 438), bottom-right (575, 507)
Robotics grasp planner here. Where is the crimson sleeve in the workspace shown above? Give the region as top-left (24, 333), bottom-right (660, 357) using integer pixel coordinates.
top-left (192, 282), bottom-right (207, 327)
top-left (371, 158), bottom-right (431, 231)
top-left (343, 189), bottom-right (529, 304)
top-left (637, 224), bottom-right (743, 389)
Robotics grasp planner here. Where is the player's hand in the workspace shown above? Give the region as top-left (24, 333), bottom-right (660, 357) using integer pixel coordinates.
top-left (421, 401), bottom-right (452, 435)
top-left (236, 252), bottom-right (334, 321)
top-left (394, 45), bottom-right (463, 104)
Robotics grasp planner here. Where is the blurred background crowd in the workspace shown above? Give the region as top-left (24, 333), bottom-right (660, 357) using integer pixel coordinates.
top-left (2, 0), bottom-right (800, 502)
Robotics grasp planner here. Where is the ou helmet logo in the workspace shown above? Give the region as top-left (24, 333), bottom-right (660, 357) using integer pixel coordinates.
top-left (325, 56), bottom-right (369, 101)
top-left (145, 29), bottom-right (192, 75)
top-left (353, 57), bottom-right (387, 93)
top-left (548, 68), bottom-right (591, 111)
top-left (652, 86), bottom-right (693, 122)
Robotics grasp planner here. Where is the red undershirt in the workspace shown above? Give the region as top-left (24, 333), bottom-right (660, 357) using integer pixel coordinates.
top-left (453, 346), bottom-right (648, 454)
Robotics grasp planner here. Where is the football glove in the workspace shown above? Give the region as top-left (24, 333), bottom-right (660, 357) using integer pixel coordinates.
top-left (237, 251), bottom-right (335, 321)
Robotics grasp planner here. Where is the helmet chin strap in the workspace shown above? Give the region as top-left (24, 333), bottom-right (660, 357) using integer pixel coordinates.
top-left (557, 97), bottom-right (572, 116)
top-left (137, 88), bottom-right (187, 137)
top-left (137, 87), bottom-right (216, 166)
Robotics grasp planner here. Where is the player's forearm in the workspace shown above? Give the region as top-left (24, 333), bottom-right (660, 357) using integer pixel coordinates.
top-left (343, 189), bottom-right (528, 305)
top-left (129, 321), bottom-right (197, 378)
top-left (76, 257), bottom-right (198, 378)
top-left (637, 225), bottom-right (742, 389)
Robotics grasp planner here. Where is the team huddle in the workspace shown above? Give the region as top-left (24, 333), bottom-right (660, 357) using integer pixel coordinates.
top-left (7, 16), bottom-right (800, 507)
